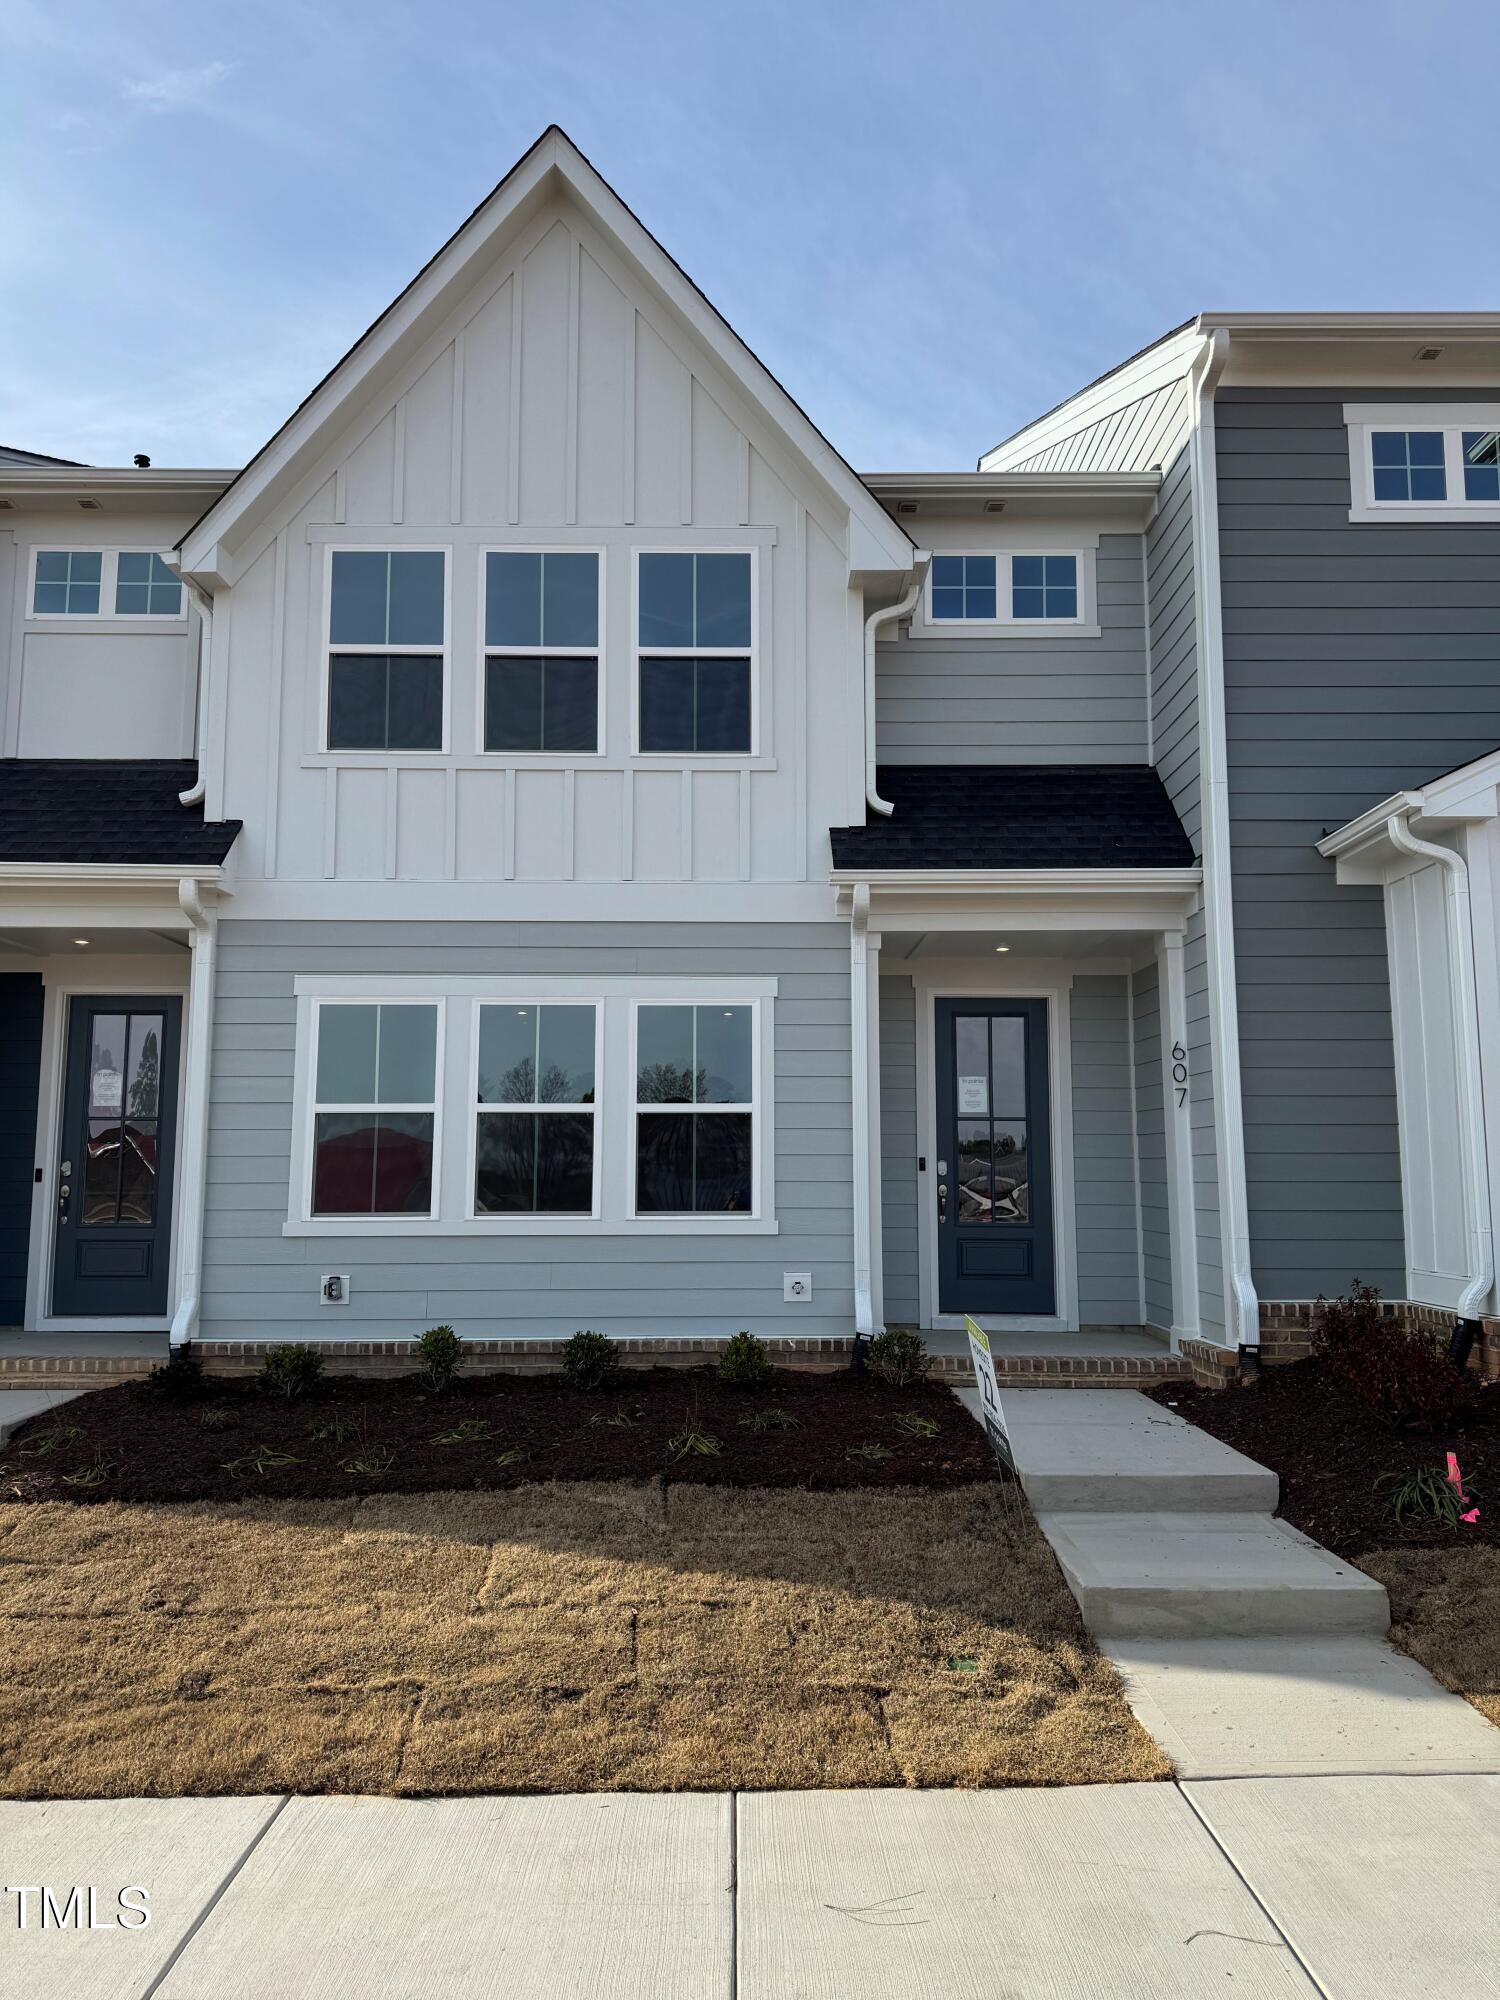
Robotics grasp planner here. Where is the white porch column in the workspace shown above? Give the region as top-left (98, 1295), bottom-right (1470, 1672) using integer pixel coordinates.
top-left (170, 879), bottom-right (219, 1346)
top-left (849, 884), bottom-right (885, 1335)
top-left (1158, 933), bottom-right (1200, 1350)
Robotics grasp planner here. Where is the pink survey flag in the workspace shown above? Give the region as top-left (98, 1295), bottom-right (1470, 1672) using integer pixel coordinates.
top-left (1446, 1452), bottom-right (1480, 1525)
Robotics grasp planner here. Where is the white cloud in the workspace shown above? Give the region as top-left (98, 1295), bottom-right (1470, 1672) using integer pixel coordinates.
top-left (121, 60), bottom-right (235, 113)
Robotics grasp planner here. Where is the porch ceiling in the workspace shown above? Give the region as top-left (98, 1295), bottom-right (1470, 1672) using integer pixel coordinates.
top-left (881, 927), bottom-right (1152, 961)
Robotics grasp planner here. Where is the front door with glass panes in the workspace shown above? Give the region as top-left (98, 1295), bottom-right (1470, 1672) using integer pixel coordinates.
top-left (53, 996), bottom-right (181, 1316)
top-left (933, 998), bottom-right (1054, 1317)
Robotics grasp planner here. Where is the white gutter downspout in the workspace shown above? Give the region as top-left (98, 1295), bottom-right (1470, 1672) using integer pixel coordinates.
top-left (862, 558), bottom-right (928, 816)
top-left (177, 579), bottom-right (213, 808)
top-left (1386, 812), bottom-right (1495, 1318)
top-left (170, 876), bottom-right (218, 1347)
top-left (1188, 325), bottom-right (1260, 1351)
top-left (850, 882), bottom-right (878, 1335)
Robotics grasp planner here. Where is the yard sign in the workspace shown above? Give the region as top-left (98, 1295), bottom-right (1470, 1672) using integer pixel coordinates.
top-left (964, 1315), bottom-right (1013, 1470)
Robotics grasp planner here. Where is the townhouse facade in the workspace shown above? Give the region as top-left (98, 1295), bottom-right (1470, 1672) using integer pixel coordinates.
top-left (3, 128), bottom-right (1499, 1367)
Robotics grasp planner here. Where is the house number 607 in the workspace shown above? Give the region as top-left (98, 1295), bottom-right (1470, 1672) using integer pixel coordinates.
top-left (1171, 1042), bottom-right (1189, 1108)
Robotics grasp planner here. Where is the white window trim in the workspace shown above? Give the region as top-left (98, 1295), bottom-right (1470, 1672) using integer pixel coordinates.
top-left (27, 546), bottom-right (188, 623)
top-left (914, 547), bottom-right (1098, 636)
top-left (628, 998), bottom-right (765, 1223)
top-left (299, 997), bottom-right (445, 1222)
top-left (630, 545), bottom-right (761, 759)
top-left (321, 543), bottom-right (452, 755)
top-left (285, 975), bottom-right (778, 1237)
top-left (465, 999), bottom-right (604, 1220)
top-left (476, 546), bottom-right (607, 760)
top-left (1345, 404), bottom-right (1500, 523)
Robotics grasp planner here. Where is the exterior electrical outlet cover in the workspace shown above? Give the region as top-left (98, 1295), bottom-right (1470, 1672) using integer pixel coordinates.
top-left (783, 1273), bottom-right (812, 1302)
top-left (319, 1273), bottom-right (351, 1305)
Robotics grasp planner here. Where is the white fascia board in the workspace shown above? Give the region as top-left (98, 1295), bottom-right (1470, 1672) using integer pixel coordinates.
top-left (1202, 312), bottom-right (1500, 339)
top-left (0, 468), bottom-right (234, 506)
top-left (1320, 754), bottom-right (1500, 878)
top-left (179, 129), bottom-right (914, 580)
top-left (831, 866), bottom-right (1201, 891)
top-left (979, 326), bottom-right (1203, 472)
top-left (860, 471), bottom-right (1162, 502)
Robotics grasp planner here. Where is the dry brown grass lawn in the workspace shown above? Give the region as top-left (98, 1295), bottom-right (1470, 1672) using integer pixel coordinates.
top-left (1360, 1543), bottom-right (1500, 1728)
top-left (0, 1481), bottom-right (1167, 1797)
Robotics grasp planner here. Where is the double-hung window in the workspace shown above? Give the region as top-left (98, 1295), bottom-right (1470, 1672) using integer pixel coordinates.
top-left (1347, 407), bottom-right (1500, 519)
top-left (309, 1001), bottom-right (439, 1216)
top-left (326, 550), bottom-right (446, 751)
top-left (634, 1003), bottom-right (755, 1213)
top-left (483, 551), bottom-right (601, 753)
top-left (637, 551), bottom-right (754, 753)
top-left (473, 1003), bottom-right (598, 1214)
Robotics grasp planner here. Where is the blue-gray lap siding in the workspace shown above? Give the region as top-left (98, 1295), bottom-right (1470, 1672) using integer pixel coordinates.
top-left (877, 972), bottom-right (1142, 1326)
top-left (1131, 958), bottom-right (1171, 1333)
top-left (1146, 442), bottom-right (1223, 1336)
top-left (1216, 386), bottom-right (1500, 1301)
top-left (201, 921), bottom-right (853, 1341)
top-left (875, 534), bottom-right (1149, 764)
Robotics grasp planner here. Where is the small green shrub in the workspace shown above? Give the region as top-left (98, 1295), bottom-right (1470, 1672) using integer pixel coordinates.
top-left (414, 1324), bottom-right (463, 1394)
top-left (144, 1343), bottom-right (208, 1403)
top-left (737, 1407), bottom-right (799, 1434)
top-left (259, 1345), bottom-right (325, 1402)
top-left (1381, 1463), bottom-right (1478, 1530)
top-left (716, 1330), bottom-right (771, 1390)
top-left (561, 1330), bottom-right (620, 1393)
top-left (867, 1328), bottom-right (931, 1390)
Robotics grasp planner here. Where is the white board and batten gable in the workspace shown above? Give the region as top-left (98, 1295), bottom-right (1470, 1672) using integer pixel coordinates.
top-left (178, 128), bottom-right (914, 919)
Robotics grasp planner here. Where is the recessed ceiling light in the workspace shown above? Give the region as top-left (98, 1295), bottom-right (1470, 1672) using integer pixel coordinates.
top-left (994, 944), bottom-right (1010, 953)
top-left (73, 937), bottom-right (90, 947)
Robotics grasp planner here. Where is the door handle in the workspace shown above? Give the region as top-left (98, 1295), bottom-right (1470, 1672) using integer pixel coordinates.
top-left (58, 1181), bottom-right (72, 1222)
top-left (937, 1181), bottom-right (948, 1224)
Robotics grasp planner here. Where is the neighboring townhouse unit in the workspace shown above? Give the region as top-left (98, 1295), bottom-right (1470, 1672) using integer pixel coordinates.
top-left (3, 128), bottom-right (1498, 1371)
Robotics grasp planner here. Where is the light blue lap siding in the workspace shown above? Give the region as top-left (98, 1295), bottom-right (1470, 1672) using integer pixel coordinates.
top-left (1070, 975), bottom-right (1142, 1325)
top-left (878, 975), bottom-right (920, 1325)
top-left (875, 535), bottom-right (1149, 764)
top-left (201, 921), bottom-right (852, 1341)
top-left (1131, 959), bottom-right (1171, 1333)
top-left (1217, 387), bottom-right (1500, 1302)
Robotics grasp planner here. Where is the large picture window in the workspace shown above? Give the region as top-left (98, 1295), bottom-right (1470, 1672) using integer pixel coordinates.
top-left (482, 550), bottom-right (601, 754)
top-left (473, 1003), bottom-right (598, 1214)
top-left (310, 1001), bottom-right (439, 1215)
top-left (326, 549), bottom-right (446, 751)
top-left (636, 550), bottom-right (753, 754)
top-left (634, 1002), bottom-right (754, 1214)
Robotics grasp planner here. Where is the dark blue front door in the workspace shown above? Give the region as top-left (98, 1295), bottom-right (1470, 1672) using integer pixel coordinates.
top-left (935, 998), bottom-right (1054, 1317)
top-left (53, 996), bottom-right (181, 1317)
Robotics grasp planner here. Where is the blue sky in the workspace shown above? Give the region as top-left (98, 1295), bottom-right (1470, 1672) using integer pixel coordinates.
top-left (3, 0), bottom-right (1497, 471)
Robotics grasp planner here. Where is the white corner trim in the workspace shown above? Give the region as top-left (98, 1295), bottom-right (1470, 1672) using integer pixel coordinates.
top-left (1190, 327), bottom-right (1258, 1350)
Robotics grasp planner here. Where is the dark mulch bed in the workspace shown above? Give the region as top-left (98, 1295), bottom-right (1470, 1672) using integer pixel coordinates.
top-left (0, 1367), bottom-right (1001, 1507)
top-left (1146, 1359), bottom-right (1499, 1559)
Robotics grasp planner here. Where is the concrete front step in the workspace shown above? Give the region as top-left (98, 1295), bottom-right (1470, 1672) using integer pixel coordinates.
top-left (988, 1388), bottom-right (1277, 1511)
top-left (1036, 1510), bottom-right (1391, 1641)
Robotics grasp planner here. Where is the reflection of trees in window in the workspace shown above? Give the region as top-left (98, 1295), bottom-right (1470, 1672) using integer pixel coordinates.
top-left (482, 1056), bottom-right (593, 1105)
top-left (128, 1031), bottom-right (159, 1119)
top-left (637, 1063), bottom-right (704, 1104)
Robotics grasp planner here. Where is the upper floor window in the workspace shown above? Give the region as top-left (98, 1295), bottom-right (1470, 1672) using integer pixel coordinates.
top-left (1346, 406), bottom-right (1500, 520)
top-left (326, 549), bottom-right (446, 752)
top-left (926, 550), bottom-right (1086, 627)
top-left (636, 550), bottom-right (754, 754)
top-left (483, 550), bottom-right (601, 754)
top-left (31, 548), bottom-right (186, 619)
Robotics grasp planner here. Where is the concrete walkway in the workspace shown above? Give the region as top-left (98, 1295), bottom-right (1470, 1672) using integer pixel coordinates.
top-left (2, 1780), bottom-right (1497, 1998)
top-left (0, 1388), bottom-right (82, 1446)
top-left (975, 1386), bottom-right (1500, 1779)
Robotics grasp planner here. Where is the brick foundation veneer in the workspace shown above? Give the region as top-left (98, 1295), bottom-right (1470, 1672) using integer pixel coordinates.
top-left (1257, 1297), bottom-right (1461, 1368)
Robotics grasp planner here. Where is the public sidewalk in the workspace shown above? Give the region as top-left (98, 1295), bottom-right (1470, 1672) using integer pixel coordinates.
top-left (2, 1778), bottom-right (1497, 1998)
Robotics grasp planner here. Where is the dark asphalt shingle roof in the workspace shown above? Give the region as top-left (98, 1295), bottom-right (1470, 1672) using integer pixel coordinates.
top-left (0, 761), bottom-right (241, 866)
top-left (830, 765), bottom-right (1196, 872)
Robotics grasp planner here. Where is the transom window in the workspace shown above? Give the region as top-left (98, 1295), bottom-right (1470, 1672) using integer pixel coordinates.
top-left (634, 1003), bottom-right (754, 1214)
top-left (326, 549), bottom-right (446, 751)
top-left (930, 554), bottom-right (996, 621)
top-left (636, 551), bottom-right (753, 754)
top-left (31, 549), bottom-right (187, 618)
top-left (1347, 409), bottom-right (1500, 517)
top-left (115, 552), bottom-right (183, 616)
top-left (483, 551), bottom-right (600, 754)
top-left (1371, 430), bottom-right (1446, 502)
top-left (1011, 554), bottom-right (1077, 621)
top-left (473, 1003), bottom-right (597, 1215)
top-left (310, 1002), bottom-right (439, 1216)
top-left (33, 550), bottom-right (102, 615)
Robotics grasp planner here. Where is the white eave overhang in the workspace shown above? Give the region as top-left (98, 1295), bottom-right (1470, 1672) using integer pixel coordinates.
top-left (0, 862), bottom-right (230, 886)
top-left (831, 866), bottom-right (1202, 933)
top-left (860, 469), bottom-right (1161, 525)
top-left (1318, 748), bottom-right (1500, 883)
top-left (0, 468), bottom-right (235, 513)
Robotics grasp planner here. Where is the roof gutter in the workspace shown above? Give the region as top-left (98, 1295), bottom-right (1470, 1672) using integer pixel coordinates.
top-left (1385, 812), bottom-right (1494, 1319)
top-left (863, 559), bottom-right (928, 817)
top-left (175, 575), bottom-right (214, 806)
